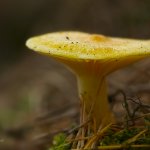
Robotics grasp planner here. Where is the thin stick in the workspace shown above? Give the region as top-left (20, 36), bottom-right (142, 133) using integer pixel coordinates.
top-left (72, 128), bottom-right (81, 149)
top-left (126, 113), bottom-right (150, 123)
top-left (123, 129), bottom-right (148, 144)
top-left (68, 119), bottom-right (90, 134)
top-left (84, 123), bottom-right (112, 149)
top-left (80, 100), bottom-right (86, 148)
top-left (67, 136), bottom-right (92, 142)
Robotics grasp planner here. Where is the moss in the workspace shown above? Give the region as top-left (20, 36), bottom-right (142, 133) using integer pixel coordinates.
top-left (100, 128), bottom-right (142, 145)
top-left (49, 115), bottom-right (150, 149)
top-left (49, 133), bottom-right (70, 150)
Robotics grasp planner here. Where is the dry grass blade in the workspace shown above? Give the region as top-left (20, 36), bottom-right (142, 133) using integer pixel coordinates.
top-left (123, 129), bottom-right (148, 144)
top-left (71, 144), bottom-right (150, 150)
top-left (97, 144), bottom-right (150, 149)
top-left (84, 123), bottom-right (112, 149)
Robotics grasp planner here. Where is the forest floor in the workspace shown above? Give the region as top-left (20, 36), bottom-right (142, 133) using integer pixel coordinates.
top-left (0, 54), bottom-right (149, 150)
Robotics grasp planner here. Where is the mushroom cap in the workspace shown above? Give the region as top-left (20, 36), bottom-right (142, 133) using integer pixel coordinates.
top-left (26, 31), bottom-right (150, 61)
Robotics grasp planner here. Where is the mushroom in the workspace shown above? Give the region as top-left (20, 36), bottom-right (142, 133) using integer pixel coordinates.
top-left (26, 31), bottom-right (150, 132)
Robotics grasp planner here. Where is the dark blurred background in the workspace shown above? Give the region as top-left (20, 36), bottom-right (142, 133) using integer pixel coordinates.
top-left (0, 0), bottom-right (150, 149)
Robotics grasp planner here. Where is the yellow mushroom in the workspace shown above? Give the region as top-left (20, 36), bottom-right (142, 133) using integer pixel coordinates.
top-left (26, 31), bottom-right (150, 131)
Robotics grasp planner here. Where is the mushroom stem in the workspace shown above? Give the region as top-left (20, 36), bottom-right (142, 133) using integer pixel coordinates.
top-left (77, 73), bottom-right (115, 131)
top-left (60, 59), bottom-right (115, 131)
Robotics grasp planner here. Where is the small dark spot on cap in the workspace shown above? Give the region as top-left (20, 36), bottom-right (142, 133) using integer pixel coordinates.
top-left (66, 36), bottom-right (70, 40)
